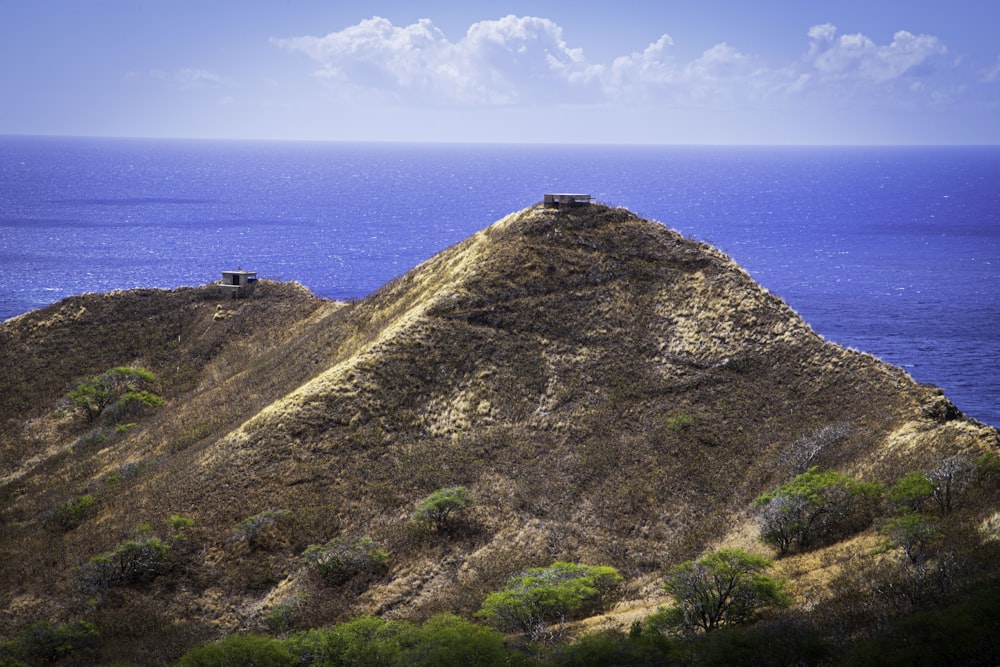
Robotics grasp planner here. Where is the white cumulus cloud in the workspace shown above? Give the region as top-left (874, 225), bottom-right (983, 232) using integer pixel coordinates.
top-left (272, 15), bottom-right (599, 104)
top-left (273, 16), bottom-right (966, 112)
top-left (804, 23), bottom-right (947, 83)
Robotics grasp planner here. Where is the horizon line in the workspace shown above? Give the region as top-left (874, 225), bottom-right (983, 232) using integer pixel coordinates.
top-left (2, 132), bottom-right (999, 149)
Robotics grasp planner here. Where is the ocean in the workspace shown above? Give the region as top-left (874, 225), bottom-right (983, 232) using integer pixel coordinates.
top-left (1, 137), bottom-right (998, 426)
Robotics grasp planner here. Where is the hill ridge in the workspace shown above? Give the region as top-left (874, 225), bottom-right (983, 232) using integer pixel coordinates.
top-left (1, 202), bottom-right (996, 662)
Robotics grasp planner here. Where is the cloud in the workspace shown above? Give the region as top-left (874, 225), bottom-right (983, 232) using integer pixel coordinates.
top-left (804, 23), bottom-right (947, 84)
top-left (146, 68), bottom-right (231, 90)
top-left (982, 55), bottom-right (1000, 83)
top-left (273, 16), bottom-right (967, 111)
top-left (272, 15), bottom-right (598, 104)
top-left (604, 37), bottom-right (766, 108)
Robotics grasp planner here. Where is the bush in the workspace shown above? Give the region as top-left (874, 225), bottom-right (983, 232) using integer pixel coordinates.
top-left (168, 514), bottom-right (195, 533)
top-left (73, 427), bottom-right (108, 449)
top-left (67, 366), bottom-right (161, 424)
top-left (754, 467), bottom-right (882, 554)
top-left (843, 577), bottom-right (1000, 666)
top-left (476, 561), bottom-right (623, 637)
top-left (301, 536), bottom-right (389, 585)
top-left (5, 620), bottom-right (99, 664)
top-left (235, 509), bottom-right (291, 550)
top-left (284, 615), bottom-right (514, 667)
top-left (554, 629), bottom-right (676, 667)
top-left (412, 486), bottom-right (474, 531)
top-left (399, 614), bottom-right (514, 667)
top-left (265, 596), bottom-right (306, 634)
top-left (174, 634), bottom-right (294, 667)
top-left (88, 536), bottom-right (170, 587)
top-left (41, 493), bottom-right (98, 531)
top-left (284, 617), bottom-right (406, 666)
top-left (888, 472), bottom-right (936, 513)
top-left (658, 548), bottom-right (791, 635)
top-left (882, 513), bottom-right (941, 565)
top-left (684, 621), bottom-right (830, 667)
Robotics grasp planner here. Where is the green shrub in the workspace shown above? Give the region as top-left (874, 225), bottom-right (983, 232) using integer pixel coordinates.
top-left (265, 596), bottom-right (306, 634)
top-left (168, 514), bottom-right (195, 532)
top-left (301, 536), bottom-right (389, 584)
top-left (754, 467), bottom-right (882, 554)
top-left (167, 515), bottom-right (196, 544)
top-left (882, 512), bottom-right (941, 564)
top-left (412, 486), bottom-right (474, 531)
top-left (67, 366), bottom-right (160, 423)
top-left (41, 494), bottom-right (98, 531)
top-left (975, 451), bottom-right (1000, 479)
top-left (888, 472), bottom-right (936, 513)
top-left (6, 620), bottom-right (99, 664)
top-left (659, 548), bottom-right (792, 635)
top-left (284, 617), bottom-right (405, 667)
top-left (665, 414), bottom-right (695, 432)
top-left (89, 537), bottom-right (170, 587)
top-left (476, 561), bottom-right (623, 636)
top-left (174, 633), bottom-right (294, 667)
top-left (284, 615), bottom-right (515, 667)
top-left (399, 614), bottom-right (511, 667)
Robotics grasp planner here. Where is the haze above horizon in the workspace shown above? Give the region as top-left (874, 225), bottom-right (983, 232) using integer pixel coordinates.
top-left (2, 1), bottom-right (999, 145)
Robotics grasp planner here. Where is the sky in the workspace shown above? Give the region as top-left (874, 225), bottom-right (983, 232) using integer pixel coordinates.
top-left (2, 1), bottom-right (999, 144)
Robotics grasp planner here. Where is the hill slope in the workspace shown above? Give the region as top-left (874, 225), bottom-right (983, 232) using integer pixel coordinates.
top-left (1, 203), bottom-right (997, 662)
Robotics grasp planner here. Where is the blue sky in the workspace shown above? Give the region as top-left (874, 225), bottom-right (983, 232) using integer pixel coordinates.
top-left (2, 1), bottom-right (999, 144)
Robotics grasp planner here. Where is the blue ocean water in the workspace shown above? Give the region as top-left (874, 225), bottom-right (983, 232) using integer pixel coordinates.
top-left (1, 137), bottom-right (998, 426)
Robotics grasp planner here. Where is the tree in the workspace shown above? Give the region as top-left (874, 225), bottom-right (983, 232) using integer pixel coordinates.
top-left (476, 562), bottom-right (623, 638)
top-left (658, 548), bottom-right (791, 635)
top-left (753, 493), bottom-right (810, 556)
top-left (754, 467), bottom-right (881, 554)
top-left (778, 422), bottom-right (851, 473)
top-left (927, 455), bottom-right (974, 516)
top-left (883, 513), bottom-right (941, 565)
top-left (412, 486), bottom-right (474, 531)
top-left (67, 366), bottom-right (161, 423)
top-left (888, 472), bottom-right (936, 513)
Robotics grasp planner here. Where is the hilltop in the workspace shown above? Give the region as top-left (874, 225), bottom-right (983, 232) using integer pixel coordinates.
top-left (1, 203), bottom-right (997, 664)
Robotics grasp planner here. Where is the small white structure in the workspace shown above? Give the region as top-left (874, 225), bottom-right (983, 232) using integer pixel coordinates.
top-left (220, 270), bottom-right (258, 298)
top-left (543, 193), bottom-right (593, 209)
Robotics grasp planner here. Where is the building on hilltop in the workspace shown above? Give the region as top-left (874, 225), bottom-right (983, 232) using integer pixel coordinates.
top-left (543, 193), bottom-right (593, 209)
top-left (220, 270), bottom-right (258, 299)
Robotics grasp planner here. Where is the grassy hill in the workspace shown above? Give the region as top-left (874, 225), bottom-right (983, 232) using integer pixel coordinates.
top-left (1, 203), bottom-right (997, 664)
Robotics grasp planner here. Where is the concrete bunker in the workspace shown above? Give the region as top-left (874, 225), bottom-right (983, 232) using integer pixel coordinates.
top-left (219, 270), bottom-right (258, 299)
top-left (543, 193), bottom-right (593, 209)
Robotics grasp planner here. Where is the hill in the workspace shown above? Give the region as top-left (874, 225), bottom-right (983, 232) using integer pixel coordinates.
top-left (1, 203), bottom-right (998, 664)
